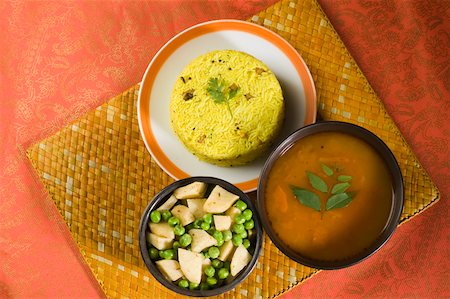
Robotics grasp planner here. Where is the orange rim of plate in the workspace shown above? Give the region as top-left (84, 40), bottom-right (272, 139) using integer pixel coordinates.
top-left (138, 19), bottom-right (317, 192)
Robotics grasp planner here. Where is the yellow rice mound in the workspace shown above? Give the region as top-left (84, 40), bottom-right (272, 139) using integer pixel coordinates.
top-left (170, 50), bottom-right (284, 166)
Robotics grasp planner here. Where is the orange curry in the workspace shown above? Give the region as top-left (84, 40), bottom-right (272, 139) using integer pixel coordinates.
top-left (265, 132), bottom-right (393, 261)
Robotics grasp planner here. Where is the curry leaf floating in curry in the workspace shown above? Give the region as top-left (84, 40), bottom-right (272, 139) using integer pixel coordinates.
top-left (321, 163), bottom-right (334, 176)
top-left (306, 171), bottom-right (328, 193)
top-left (291, 163), bottom-right (355, 212)
top-left (326, 193), bottom-right (353, 210)
top-left (290, 186), bottom-right (321, 212)
top-left (337, 175), bottom-right (352, 182)
top-left (331, 182), bottom-right (351, 194)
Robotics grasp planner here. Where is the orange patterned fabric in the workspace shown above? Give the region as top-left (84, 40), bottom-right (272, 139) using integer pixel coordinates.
top-left (0, 0), bottom-right (448, 298)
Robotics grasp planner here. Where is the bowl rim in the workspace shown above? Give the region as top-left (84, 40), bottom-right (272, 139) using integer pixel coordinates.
top-left (139, 176), bottom-right (263, 297)
top-left (257, 121), bottom-right (404, 269)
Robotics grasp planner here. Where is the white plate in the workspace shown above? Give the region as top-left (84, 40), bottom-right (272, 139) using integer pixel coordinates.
top-left (138, 20), bottom-right (316, 192)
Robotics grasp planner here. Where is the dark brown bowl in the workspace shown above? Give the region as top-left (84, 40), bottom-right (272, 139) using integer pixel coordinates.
top-left (257, 121), bottom-right (404, 269)
top-left (139, 176), bottom-right (263, 297)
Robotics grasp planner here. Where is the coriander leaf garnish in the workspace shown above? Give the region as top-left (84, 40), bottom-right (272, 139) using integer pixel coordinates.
top-left (228, 83), bottom-right (239, 99)
top-left (326, 193), bottom-right (353, 210)
top-left (321, 163), bottom-right (334, 176)
top-left (207, 77), bottom-right (240, 118)
top-left (290, 186), bottom-right (321, 212)
top-left (306, 171), bottom-right (328, 193)
top-left (207, 77), bottom-right (226, 103)
top-left (331, 182), bottom-right (351, 194)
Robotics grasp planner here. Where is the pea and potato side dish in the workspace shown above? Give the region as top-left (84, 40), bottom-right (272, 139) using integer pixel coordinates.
top-left (145, 181), bottom-right (256, 291)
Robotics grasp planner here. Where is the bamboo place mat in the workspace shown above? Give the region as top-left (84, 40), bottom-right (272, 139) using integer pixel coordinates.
top-left (26, 0), bottom-right (439, 298)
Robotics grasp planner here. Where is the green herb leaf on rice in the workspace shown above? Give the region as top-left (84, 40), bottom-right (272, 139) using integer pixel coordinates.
top-left (207, 77), bottom-right (240, 118)
top-left (207, 77), bottom-right (226, 104)
top-left (228, 83), bottom-right (239, 100)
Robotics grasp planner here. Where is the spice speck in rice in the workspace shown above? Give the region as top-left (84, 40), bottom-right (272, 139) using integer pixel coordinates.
top-left (170, 50), bottom-right (284, 166)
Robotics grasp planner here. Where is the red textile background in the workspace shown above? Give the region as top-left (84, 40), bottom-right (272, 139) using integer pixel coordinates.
top-left (0, 0), bottom-right (448, 298)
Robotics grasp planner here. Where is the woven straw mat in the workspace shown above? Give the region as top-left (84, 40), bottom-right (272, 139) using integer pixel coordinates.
top-left (26, 0), bottom-right (440, 298)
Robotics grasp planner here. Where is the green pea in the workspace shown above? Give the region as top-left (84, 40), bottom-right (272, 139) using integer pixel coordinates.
top-left (243, 239), bottom-right (251, 249)
top-left (232, 234), bottom-right (243, 247)
top-left (168, 216), bottom-right (180, 227)
top-left (203, 251), bottom-right (210, 259)
top-left (193, 219), bottom-right (202, 229)
top-left (159, 250), bottom-right (165, 259)
top-left (189, 281), bottom-right (199, 290)
top-left (178, 279), bottom-right (189, 288)
top-left (242, 209), bottom-right (253, 221)
top-left (200, 282), bottom-right (209, 290)
top-left (232, 223), bottom-right (245, 234)
top-left (218, 267), bottom-right (230, 279)
top-left (203, 213), bottom-right (213, 224)
top-left (179, 234), bottom-right (192, 247)
top-left (234, 200), bottom-right (247, 211)
top-left (213, 230), bottom-right (223, 242)
top-left (162, 249), bottom-right (175, 260)
top-left (206, 277), bottom-right (217, 286)
top-left (223, 261), bottom-right (231, 270)
top-left (150, 210), bottom-right (161, 223)
top-left (204, 265), bottom-right (215, 277)
top-left (173, 241), bottom-right (181, 251)
top-left (161, 210), bottom-right (172, 221)
top-left (200, 221), bottom-right (210, 231)
top-left (239, 230), bottom-right (248, 239)
top-left (244, 219), bottom-right (254, 230)
top-left (211, 259), bottom-right (223, 269)
top-left (149, 248), bottom-right (159, 260)
top-left (235, 214), bottom-right (246, 224)
top-left (216, 238), bottom-right (224, 247)
top-left (223, 230), bottom-right (232, 241)
top-left (208, 247), bottom-right (220, 259)
top-left (174, 225), bottom-right (185, 236)
top-left (207, 227), bottom-right (216, 235)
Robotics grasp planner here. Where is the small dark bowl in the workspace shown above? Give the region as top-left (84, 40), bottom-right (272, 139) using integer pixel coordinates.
top-left (257, 121), bottom-right (404, 269)
top-left (139, 176), bottom-right (263, 297)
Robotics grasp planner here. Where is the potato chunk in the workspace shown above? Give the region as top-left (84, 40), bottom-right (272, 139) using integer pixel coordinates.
top-left (203, 185), bottom-right (240, 214)
top-left (157, 195), bottom-right (178, 211)
top-left (178, 248), bottom-right (203, 284)
top-left (230, 245), bottom-right (252, 276)
top-left (213, 215), bottom-right (232, 231)
top-left (171, 205), bottom-right (195, 226)
top-left (225, 206), bottom-right (241, 222)
top-left (146, 232), bottom-right (173, 250)
top-left (187, 198), bottom-right (207, 219)
top-left (173, 182), bottom-right (207, 199)
top-left (189, 229), bottom-right (218, 253)
top-left (218, 240), bottom-right (235, 262)
top-left (155, 260), bottom-right (183, 281)
top-left (149, 222), bottom-right (174, 240)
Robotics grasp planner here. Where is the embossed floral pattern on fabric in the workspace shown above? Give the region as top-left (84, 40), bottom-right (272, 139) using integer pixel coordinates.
top-left (0, 1), bottom-right (278, 297)
top-left (284, 1), bottom-right (449, 298)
